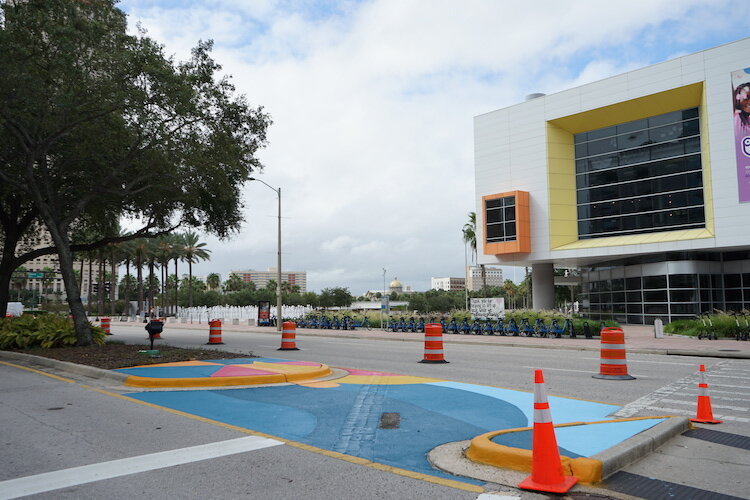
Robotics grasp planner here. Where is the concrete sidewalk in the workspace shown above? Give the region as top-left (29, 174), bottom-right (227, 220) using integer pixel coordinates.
top-left (112, 318), bottom-right (750, 358)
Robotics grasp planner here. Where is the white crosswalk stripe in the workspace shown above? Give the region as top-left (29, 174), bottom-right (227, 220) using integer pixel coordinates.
top-left (614, 360), bottom-right (750, 422)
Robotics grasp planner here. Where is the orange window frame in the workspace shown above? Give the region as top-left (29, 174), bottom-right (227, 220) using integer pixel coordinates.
top-left (482, 190), bottom-right (530, 255)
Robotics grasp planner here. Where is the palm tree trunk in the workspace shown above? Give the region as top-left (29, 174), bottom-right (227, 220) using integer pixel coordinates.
top-left (87, 258), bottom-right (93, 315)
top-left (124, 258), bottom-right (131, 316)
top-left (136, 257), bottom-right (143, 317)
top-left (109, 256), bottom-right (116, 316)
top-left (97, 257), bottom-right (104, 317)
top-left (188, 260), bottom-right (193, 308)
top-left (173, 258), bottom-right (178, 315)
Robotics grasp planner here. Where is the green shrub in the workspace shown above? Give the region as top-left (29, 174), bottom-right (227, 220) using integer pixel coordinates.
top-left (0, 315), bottom-right (106, 349)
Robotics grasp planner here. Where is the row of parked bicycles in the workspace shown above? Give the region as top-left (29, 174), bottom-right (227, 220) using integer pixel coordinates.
top-left (294, 315), bottom-right (372, 330)
top-left (291, 315), bottom-right (600, 338)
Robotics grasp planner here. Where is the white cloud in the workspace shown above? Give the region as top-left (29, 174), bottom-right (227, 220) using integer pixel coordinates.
top-left (119, 0), bottom-right (746, 293)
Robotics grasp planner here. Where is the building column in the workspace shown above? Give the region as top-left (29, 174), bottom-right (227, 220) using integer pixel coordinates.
top-left (532, 263), bottom-right (555, 310)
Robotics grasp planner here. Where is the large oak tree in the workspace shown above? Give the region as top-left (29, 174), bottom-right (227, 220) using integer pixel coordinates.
top-left (0, 0), bottom-right (271, 344)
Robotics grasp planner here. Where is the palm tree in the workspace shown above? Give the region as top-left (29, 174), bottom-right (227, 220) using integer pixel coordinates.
top-left (181, 231), bottom-right (211, 307)
top-left (206, 272), bottom-right (221, 291)
top-left (132, 238), bottom-right (149, 317)
top-left (462, 211), bottom-right (487, 291)
top-left (502, 279), bottom-right (518, 309)
top-left (169, 234), bottom-right (184, 314)
top-left (156, 235), bottom-right (173, 315)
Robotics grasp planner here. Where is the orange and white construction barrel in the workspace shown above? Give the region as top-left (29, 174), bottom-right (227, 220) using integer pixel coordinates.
top-left (592, 327), bottom-right (635, 380)
top-left (419, 323), bottom-right (449, 363)
top-left (206, 319), bottom-right (224, 345)
top-left (278, 321), bottom-right (300, 351)
top-left (100, 317), bottom-right (112, 335)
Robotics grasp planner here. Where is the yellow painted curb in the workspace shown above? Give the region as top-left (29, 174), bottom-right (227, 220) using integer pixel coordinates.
top-left (124, 364), bottom-right (331, 388)
top-left (466, 416), bottom-right (672, 484)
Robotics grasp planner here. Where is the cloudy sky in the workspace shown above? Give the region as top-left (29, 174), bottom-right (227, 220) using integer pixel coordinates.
top-left (118, 0), bottom-right (747, 295)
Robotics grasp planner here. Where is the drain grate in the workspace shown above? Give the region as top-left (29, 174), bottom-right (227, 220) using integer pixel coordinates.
top-left (684, 428), bottom-right (750, 450)
top-left (378, 412), bottom-right (400, 429)
top-left (605, 472), bottom-right (745, 500)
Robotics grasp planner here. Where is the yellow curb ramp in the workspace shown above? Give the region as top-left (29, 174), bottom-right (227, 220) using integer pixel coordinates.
top-left (466, 416), bottom-right (686, 484)
top-left (123, 363), bottom-right (332, 388)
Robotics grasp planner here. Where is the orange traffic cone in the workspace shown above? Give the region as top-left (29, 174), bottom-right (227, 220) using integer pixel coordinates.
top-left (690, 364), bottom-right (722, 424)
top-left (518, 369), bottom-right (579, 494)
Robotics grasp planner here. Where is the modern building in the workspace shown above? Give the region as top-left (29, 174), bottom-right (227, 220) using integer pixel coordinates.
top-left (474, 38), bottom-right (750, 325)
top-left (431, 277), bottom-right (466, 291)
top-left (231, 268), bottom-right (307, 293)
top-left (465, 266), bottom-right (504, 291)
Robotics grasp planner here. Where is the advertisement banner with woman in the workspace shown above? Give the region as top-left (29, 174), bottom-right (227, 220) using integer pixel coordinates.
top-left (732, 68), bottom-right (750, 202)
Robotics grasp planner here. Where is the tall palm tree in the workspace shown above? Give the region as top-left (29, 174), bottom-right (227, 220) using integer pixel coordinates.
top-left (462, 211), bottom-right (487, 290)
top-left (156, 235), bottom-right (173, 315)
top-left (119, 239), bottom-right (134, 316)
top-left (181, 231), bottom-right (211, 308)
top-left (169, 234), bottom-right (184, 314)
top-left (132, 238), bottom-right (149, 317)
top-left (206, 272), bottom-right (221, 291)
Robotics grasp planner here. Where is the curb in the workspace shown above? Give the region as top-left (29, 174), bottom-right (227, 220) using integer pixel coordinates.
top-left (0, 350), bottom-right (333, 389)
top-left (0, 350), bottom-right (129, 384)
top-left (429, 416), bottom-right (690, 493)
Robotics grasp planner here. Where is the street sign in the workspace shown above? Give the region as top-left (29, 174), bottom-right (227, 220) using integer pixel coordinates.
top-left (27, 272), bottom-right (43, 278)
top-left (470, 297), bottom-right (505, 319)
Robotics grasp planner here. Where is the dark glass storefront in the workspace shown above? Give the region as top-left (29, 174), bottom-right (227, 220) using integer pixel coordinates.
top-left (579, 252), bottom-right (750, 324)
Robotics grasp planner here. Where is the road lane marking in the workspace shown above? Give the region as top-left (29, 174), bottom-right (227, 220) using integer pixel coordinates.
top-left (644, 406), bottom-right (750, 423)
top-left (0, 436), bottom-right (283, 500)
top-left (580, 357), bottom-right (695, 366)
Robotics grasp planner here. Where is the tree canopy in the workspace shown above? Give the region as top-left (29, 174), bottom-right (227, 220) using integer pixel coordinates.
top-left (0, 0), bottom-right (271, 344)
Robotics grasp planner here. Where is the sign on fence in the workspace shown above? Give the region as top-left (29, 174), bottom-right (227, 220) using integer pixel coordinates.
top-left (470, 297), bottom-right (505, 319)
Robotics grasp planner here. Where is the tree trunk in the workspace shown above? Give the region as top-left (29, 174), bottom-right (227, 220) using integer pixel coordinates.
top-left (173, 258), bottom-right (178, 315)
top-left (480, 264), bottom-right (487, 293)
top-left (148, 258), bottom-right (155, 316)
top-left (97, 258), bottom-right (104, 317)
top-left (124, 258), bottom-right (131, 316)
top-left (136, 256), bottom-right (143, 316)
top-left (109, 256), bottom-right (116, 316)
top-left (188, 260), bottom-right (193, 308)
top-left (44, 225), bottom-right (92, 345)
top-left (87, 258), bottom-right (93, 315)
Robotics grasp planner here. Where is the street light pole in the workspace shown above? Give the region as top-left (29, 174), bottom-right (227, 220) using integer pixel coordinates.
top-left (250, 177), bottom-right (283, 332)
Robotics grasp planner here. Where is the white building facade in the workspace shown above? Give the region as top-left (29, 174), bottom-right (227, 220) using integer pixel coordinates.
top-left (431, 277), bottom-right (466, 291)
top-left (465, 266), bottom-right (504, 291)
top-left (474, 38), bottom-right (750, 324)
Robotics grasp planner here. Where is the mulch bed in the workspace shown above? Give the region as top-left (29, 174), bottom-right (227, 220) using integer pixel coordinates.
top-left (13, 343), bottom-right (253, 370)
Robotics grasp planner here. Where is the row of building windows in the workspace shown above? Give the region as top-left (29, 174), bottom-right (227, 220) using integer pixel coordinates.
top-left (576, 154), bottom-right (701, 190)
top-left (578, 169), bottom-right (703, 205)
top-left (578, 189), bottom-right (704, 220)
top-left (578, 207), bottom-right (705, 239)
top-left (574, 108), bottom-right (699, 158)
top-left (485, 195), bottom-right (517, 243)
top-left (581, 273), bottom-right (750, 324)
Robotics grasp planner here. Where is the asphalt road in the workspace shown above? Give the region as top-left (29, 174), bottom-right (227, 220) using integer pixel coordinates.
top-left (1, 324), bottom-right (748, 499)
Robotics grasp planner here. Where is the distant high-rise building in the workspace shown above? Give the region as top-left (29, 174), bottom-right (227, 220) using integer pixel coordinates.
top-left (230, 268), bottom-right (307, 293)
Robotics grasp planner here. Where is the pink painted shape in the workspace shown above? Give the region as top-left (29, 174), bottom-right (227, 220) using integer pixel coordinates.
top-left (273, 361), bottom-right (320, 366)
top-left (345, 368), bottom-right (399, 376)
top-left (210, 366), bottom-right (278, 377)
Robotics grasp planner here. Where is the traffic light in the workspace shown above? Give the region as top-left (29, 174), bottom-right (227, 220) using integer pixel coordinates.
top-left (104, 282), bottom-right (111, 293)
top-left (92, 283), bottom-right (99, 293)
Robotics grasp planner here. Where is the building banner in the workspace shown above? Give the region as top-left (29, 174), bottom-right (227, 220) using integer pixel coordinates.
top-left (732, 68), bottom-right (750, 202)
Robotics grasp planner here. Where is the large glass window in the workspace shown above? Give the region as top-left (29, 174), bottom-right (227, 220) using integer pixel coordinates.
top-left (575, 108), bottom-right (705, 239)
top-left (485, 196), bottom-right (517, 243)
